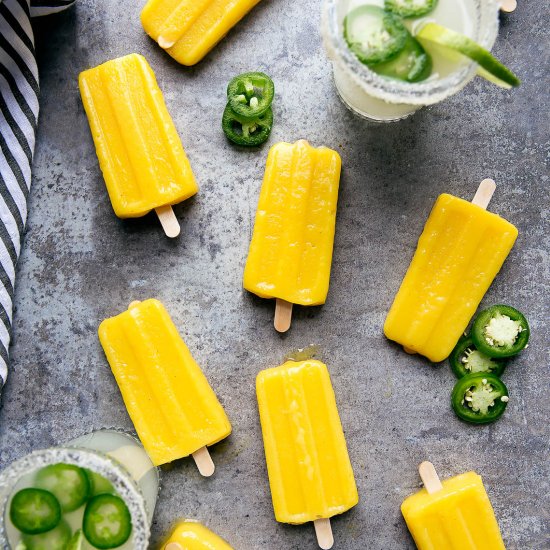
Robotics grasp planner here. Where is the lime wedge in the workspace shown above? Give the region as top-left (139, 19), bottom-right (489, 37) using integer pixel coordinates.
top-left (416, 23), bottom-right (520, 87)
top-left (476, 66), bottom-right (513, 89)
top-left (67, 529), bottom-right (83, 550)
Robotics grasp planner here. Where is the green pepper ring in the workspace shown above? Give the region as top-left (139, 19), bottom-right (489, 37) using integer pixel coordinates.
top-left (35, 463), bottom-right (91, 513)
top-left (344, 6), bottom-right (409, 66)
top-left (222, 103), bottom-right (273, 147)
top-left (471, 305), bottom-right (530, 358)
top-left (449, 336), bottom-right (506, 379)
top-left (227, 72), bottom-right (275, 120)
top-left (369, 32), bottom-right (433, 83)
top-left (83, 494), bottom-right (132, 549)
top-left (384, 0), bottom-right (439, 19)
top-left (10, 488), bottom-right (61, 535)
top-left (451, 373), bottom-right (509, 424)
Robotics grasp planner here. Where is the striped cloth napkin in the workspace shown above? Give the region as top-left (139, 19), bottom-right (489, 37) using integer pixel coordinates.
top-left (0, 0), bottom-right (75, 394)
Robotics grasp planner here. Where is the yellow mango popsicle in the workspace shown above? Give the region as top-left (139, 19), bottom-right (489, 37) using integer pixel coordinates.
top-left (244, 140), bottom-right (342, 332)
top-left (256, 360), bottom-right (358, 549)
top-left (384, 180), bottom-right (518, 362)
top-left (141, 0), bottom-right (262, 66)
top-left (402, 462), bottom-right (505, 550)
top-left (98, 299), bottom-right (231, 475)
top-left (79, 53), bottom-right (198, 237)
top-left (163, 521), bottom-right (234, 550)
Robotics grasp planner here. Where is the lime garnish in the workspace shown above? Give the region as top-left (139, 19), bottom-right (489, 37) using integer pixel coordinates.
top-left (416, 22), bottom-right (520, 87)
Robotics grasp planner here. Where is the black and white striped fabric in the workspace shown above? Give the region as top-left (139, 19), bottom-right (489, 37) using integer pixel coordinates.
top-left (0, 0), bottom-right (75, 394)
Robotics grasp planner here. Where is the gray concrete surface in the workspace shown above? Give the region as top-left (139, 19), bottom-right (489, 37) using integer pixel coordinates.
top-left (0, 0), bottom-right (549, 548)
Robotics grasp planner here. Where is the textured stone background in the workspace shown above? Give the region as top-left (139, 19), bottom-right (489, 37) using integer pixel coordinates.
top-left (0, 1), bottom-right (548, 548)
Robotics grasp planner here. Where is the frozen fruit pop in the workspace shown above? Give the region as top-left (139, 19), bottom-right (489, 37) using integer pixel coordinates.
top-left (141, 0), bottom-right (262, 66)
top-left (256, 360), bottom-right (358, 549)
top-left (98, 299), bottom-right (231, 475)
top-left (79, 53), bottom-right (198, 237)
top-left (384, 179), bottom-right (518, 362)
top-left (163, 521), bottom-right (234, 550)
top-left (402, 462), bottom-right (505, 550)
top-left (244, 140), bottom-right (342, 333)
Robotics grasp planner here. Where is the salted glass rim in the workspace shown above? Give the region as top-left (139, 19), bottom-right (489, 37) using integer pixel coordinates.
top-left (0, 447), bottom-right (150, 549)
top-left (322, 0), bottom-right (501, 106)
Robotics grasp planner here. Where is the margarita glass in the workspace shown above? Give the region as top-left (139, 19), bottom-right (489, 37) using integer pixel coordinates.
top-left (0, 430), bottom-right (159, 549)
top-left (322, 0), bottom-right (501, 121)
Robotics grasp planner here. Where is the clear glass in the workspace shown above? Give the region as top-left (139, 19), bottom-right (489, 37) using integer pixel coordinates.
top-left (0, 430), bottom-right (159, 549)
top-left (321, 0), bottom-right (501, 121)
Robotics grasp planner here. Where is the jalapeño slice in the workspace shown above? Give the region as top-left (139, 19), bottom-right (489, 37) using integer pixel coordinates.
top-left (450, 336), bottom-right (506, 379)
top-left (227, 72), bottom-right (275, 120)
top-left (385, 0), bottom-right (438, 18)
top-left (83, 494), bottom-right (132, 549)
top-left (471, 305), bottom-right (530, 358)
top-left (451, 373), bottom-right (509, 424)
top-left (10, 488), bottom-right (61, 535)
top-left (85, 469), bottom-right (115, 497)
top-left (344, 5), bottom-right (408, 65)
top-left (21, 520), bottom-right (71, 550)
top-left (35, 463), bottom-right (90, 513)
top-left (222, 103), bottom-right (273, 147)
top-left (370, 33), bottom-right (432, 82)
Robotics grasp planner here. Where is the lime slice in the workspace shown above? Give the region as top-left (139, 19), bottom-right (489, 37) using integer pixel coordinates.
top-left (67, 529), bottom-right (84, 550)
top-left (416, 23), bottom-right (520, 87)
top-left (476, 66), bottom-right (513, 89)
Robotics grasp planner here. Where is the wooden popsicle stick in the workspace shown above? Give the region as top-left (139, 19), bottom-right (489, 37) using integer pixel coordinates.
top-left (500, 0), bottom-right (517, 13)
top-left (274, 299), bottom-right (293, 333)
top-left (472, 178), bottom-right (496, 210)
top-left (418, 461), bottom-right (444, 495)
top-left (158, 36), bottom-right (176, 49)
top-left (164, 544), bottom-right (183, 550)
top-left (156, 205), bottom-right (181, 238)
top-left (192, 445), bottom-right (215, 477)
top-left (314, 518), bottom-right (334, 550)
top-left (404, 347), bottom-right (417, 355)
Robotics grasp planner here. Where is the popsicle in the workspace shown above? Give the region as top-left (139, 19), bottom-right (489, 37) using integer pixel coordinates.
top-left (384, 179), bottom-right (518, 362)
top-left (256, 360), bottom-right (358, 549)
top-left (98, 299), bottom-right (231, 475)
top-left (79, 53), bottom-right (198, 237)
top-left (163, 521), bottom-right (233, 550)
top-left (244, 140), bottom-right (342, 333)
top-left (401, 461), bottom-right (505, 549)
top-left (141, 0), bottom-right (262, 66)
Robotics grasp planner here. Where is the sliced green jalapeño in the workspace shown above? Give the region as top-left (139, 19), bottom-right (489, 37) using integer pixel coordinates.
top-left (222, 104), bottom-right (273, 147)
top-left (21, 520), bottom-right (71, 550)
top-left (227, 72), bottom-right (275, 120)
top-left (471, 305), bottom-right (530, 358)
top-left (35, 463), bottom-right (90, 513)
top-left (370, 33), bottom-right (432, 82)
top-left (83, 494), bottom-right (132, 549)
top-left (10, 488), bottom-right (61, 535)
top-left (451, 373), bottom-right (509, 424)
top-left (85, 469), bottom-right (115, 497)
top-left (344, 5), bottom-right (408, 65)
top-left (385, 0), bottom-right (438, 18)
top-left (450, 336), bottom-right (506, 378)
